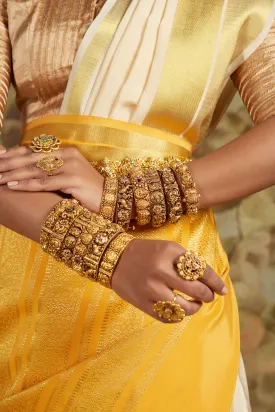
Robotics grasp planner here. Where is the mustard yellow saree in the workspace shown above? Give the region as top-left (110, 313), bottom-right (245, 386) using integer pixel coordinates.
top-left (0, 1), bottom-right (275, 411)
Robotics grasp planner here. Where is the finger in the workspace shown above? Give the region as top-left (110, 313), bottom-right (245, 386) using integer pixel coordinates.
top-left (0, 151), bottom-right (69, 173)
top-left (200, 265), bottom-right (228, 296)
top-left (0, 165), bottom-right (46, 184)
top-left (0, 146), bottom-right (31, 158)
top-left (168, 273), bottom-right (215, 303)
top-left (146, 288), bottom-right (202, 323)
top-left (0, 151), bottom-right (45, 172)
top-left (7, 175), bottom-right (75, 192)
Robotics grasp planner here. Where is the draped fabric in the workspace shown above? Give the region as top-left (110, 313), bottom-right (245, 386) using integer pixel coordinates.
top-left (1, 1), bottom-right (275, 411)
top-left (0, 0), bottom-right (11, 130)
top-left (232, 20), bottom-right (275, 124)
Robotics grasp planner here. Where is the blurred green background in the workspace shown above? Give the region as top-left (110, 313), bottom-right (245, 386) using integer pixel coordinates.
top-left (1, 90), bottom-right (275, 411)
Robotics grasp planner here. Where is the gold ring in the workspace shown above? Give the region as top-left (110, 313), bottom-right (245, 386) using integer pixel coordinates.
top-left (153, 294), bottom-right (186, 323)
top-left (36, 156), bottom-right (64, 176)
top-left (29, 134), bottom-right (61, 153)
top-left (176, 250), bottom-right (207, 281)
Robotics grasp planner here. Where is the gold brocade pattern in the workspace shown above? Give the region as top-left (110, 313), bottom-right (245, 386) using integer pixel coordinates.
top-left (7, 0), bottom-right (106, 126)
top-left (0, 115), bottom-right (238, 412)
top-left (0, 0), bottom-right (11, 130)
top-left (1, 1), bottom-right (275, 411)
top-left (232, 20), bottom-right (275, 124)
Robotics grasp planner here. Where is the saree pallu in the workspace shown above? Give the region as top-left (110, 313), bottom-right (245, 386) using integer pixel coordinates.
top-left (1, 0), bottom-right (275, 410)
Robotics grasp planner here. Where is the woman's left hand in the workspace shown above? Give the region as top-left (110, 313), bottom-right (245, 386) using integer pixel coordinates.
top-left (0, 146), bottom-right (104, 213)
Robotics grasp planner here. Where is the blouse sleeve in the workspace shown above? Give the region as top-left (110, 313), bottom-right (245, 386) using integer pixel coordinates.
top-left (0, 1), bottom-right (11, 132)
top-left (232, 20), bottom-right (275, 125)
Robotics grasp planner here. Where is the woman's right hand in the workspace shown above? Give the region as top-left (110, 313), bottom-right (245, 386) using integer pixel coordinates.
top-left (112, 239), bottom-right (228, 322)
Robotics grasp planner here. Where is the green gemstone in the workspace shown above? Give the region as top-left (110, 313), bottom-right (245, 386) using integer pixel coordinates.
top-left (39, 135), bottom-right (53, 147)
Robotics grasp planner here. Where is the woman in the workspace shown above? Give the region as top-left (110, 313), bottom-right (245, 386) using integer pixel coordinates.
top-left (0, 0), bottom-right (275, 411)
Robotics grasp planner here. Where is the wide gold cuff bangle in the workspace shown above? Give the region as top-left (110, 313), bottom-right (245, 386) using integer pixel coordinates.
top-left (145, 169), bottom-right (166, 228)
top-left (40, 199), bottom-right (84, 259)
top-left (99, 177), bottom-right (118, 222)
top-left (82, 221), bottom-right (124, 281)
top-left (160, 167), bottom-right (183, 224)
top-left (115, 174), bottom-right (133, 230)
top-left (59, 210), bottom-right (96, 270)
top-left (130, 167), bottom-right (151, 226)
top-left (98, 232), bottom-right (134, 289)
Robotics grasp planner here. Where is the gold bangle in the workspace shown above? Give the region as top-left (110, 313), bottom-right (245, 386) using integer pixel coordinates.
top-left (144, 169), bottom-right (166, 228)
top-left (130, 167), bottom-right (151, 226)
top-left (82, 220), bottom-right (124, 281)
top-left (98, 232), bottom-right (134, 289)
top-left (99, 177), bottom-right (118, 222)
top-left (160, 167), bottom-right (183, 224)
top-left (59, 211), bottom-right (96, 270)
top-left (172, 162), bottom-right (200, 216)
top-left (40, 199), bottom-right (83, 259)
top-left (115, 174), bottom-right (133, 230)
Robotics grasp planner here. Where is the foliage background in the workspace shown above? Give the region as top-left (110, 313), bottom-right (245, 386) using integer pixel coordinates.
top-left (1, 90), bottom-right (275, 411)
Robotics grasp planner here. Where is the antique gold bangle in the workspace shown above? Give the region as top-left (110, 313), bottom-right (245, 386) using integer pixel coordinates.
top-left (59, 210), bottom-right (96, 270)
top-left (130, 167), bottom-right (151, 226)
top-left (115, 174), bottom-right (133, 230)
top-left (82, 220), bottom-right (124, 281)
top-left (160, 167), bottom-right (183, 224)
top-left (144, 169), bottom-right (166, 228)
top-left (98, 232), bottom-right (134, 289)
top-left (172, 162), bottom-right (200, 216)
top-left (99, 177), bottom-right (118, 222)
top-left (40, 199), bottom-right (84, 259)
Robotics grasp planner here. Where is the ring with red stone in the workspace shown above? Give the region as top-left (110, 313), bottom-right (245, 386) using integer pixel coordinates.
top-left (176, 250), bottom-right (207, 281)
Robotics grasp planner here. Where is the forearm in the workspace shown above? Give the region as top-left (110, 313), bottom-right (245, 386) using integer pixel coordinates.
top-left (189, 116), bottom-right (275, 209)
top-left (0, 186), bottom-right (62, 242)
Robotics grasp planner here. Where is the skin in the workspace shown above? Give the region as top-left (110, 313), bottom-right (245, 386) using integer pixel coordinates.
top-left (0, 144), bottom-right (227, 323)
top-left (2, 116), bottom-right (275, 321)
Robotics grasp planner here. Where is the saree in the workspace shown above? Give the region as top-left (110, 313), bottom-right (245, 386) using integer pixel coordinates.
top-left (1, 1), bottom-right (275, 411)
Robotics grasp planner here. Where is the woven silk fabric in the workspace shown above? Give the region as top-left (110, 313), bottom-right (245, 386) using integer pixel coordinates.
top-left (0, 0), bottom-right (275, 411)
top-left (0, 115), bottom-right (239, 412)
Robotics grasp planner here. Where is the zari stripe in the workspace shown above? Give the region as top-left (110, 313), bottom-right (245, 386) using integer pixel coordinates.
top-left (60, 0), bottom-right (131, 114)
top-left (8, 243), bottom-right (36, 384)
top-left (182, 0), bottom-right (229, 135)
top-left (12, 252), bottom-right (49, 394)
top-left (67, 281), bottom-right (95, 367)
top-left (50, 290), bottom-right (112, 411)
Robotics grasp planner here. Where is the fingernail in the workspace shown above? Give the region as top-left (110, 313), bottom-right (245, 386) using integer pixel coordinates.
top-left (8, 181), bottom-right (18, 187)
top-left (221, 286), bottom-right (228, 296)
top-left (0, 149), bottom-right (6, 155)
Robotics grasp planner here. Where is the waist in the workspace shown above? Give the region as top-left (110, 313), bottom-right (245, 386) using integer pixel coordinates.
top-left (21, 115), bottom-right (193, 162)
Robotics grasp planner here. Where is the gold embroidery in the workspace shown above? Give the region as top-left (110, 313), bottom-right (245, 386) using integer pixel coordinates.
top-left (232, 20), bottom-right (275, 124)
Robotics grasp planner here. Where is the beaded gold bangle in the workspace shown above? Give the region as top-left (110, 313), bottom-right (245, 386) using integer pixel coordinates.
top-left (40, 199), bottom-right (84, 259)
top-left (115, 174), bottom-right (133, 230)
top-left (99, 177), bottom-right (118, 222)
top-left (144, 169), bottom-right (166, 228)
top-left (172, 162), bottom-right (200, 216)
top-left (160, 167), bottom-right (184, 224)
top-left (98, 232), bottom-right (134, 289)
top-left (130, 167), bottom-right (151, 226)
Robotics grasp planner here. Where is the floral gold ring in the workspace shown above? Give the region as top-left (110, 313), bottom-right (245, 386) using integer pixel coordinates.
top-left (176, 250), bottom-right (207, 281)
top-left (153, 294), bottom-right (186, 323)
top-left (36, 156), bottom-right (64, 176)
top-left (29, 134), bottom-right (61, 153)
